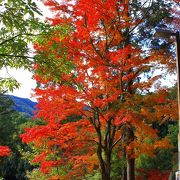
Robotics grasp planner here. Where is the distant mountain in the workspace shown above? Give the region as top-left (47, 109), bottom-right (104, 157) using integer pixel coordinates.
top-left (7, 95), bottom-right (37, 116)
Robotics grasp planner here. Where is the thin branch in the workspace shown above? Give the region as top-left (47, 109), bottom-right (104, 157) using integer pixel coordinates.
top-left (0, 33), bottom-right (43, 47)
top-left (0, 34), bottom-right (22, 46)
top-left (82, 139), bottom-right (99, 145)
top-left (101, 19), bottom-right (109, 53)
top-left (111, 135), bottom-right (123, 149)
top-left (0, 54), bottom-right (34, 61)
top-left (89, 37), bottom-right (104, 59)
top-left (128, 0), bottom-right (153, 35)
top-left (130, 0), bottom-right (152, 22)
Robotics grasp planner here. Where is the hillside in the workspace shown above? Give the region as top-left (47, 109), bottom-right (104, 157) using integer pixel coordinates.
top-left (7, 95), bottom-right (37, 116)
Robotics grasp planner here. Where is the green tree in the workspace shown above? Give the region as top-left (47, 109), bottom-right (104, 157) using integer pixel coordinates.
top-left (0, 97), bottom-right (34, 180)
top-left (0, 0), bottom-right (49, 91)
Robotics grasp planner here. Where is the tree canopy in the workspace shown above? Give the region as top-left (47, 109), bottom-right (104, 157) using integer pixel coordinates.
top-left (0, 0), bottom-right (49, 92)
top-left (21, 0), bottom-right (179, 179)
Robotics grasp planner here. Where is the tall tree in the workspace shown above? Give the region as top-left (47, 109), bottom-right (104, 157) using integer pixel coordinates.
top-left (21, 0), bottom-right (178, 179)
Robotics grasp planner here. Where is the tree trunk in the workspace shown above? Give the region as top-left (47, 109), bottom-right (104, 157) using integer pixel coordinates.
top-left (121, 149), bottom-right (127, 180)
top-left (122, 167), bottom-right (127, 180)
top-left (127, 158), bottom-right (135, 180)
top-left (104, 151), bottom-right (111, 180)
top-left (97, 145), bottom-right (111, 180)
top-left (101, 170), bottom-right (111, 180)
top-left (125, 126), bottom-right (135, 180)
top-left (100, 160), bottom-right (111, 180)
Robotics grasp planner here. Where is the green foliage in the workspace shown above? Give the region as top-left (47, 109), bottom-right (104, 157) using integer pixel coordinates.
top-left (26, 168), bottom-right (47, 180)
top-left (0, 0), bottom-right (40, 62)
top-left (0, 96), bottom-right (34, 179)
top-left (0, 0), bottom-right (49, 92)
top-left (167, 124), bottom-right (178, 148)
top-left (85, 170), bottom-right (101, 180)
top-left (34, 25), bottom-right (75, 83)
top-left (0, 95), bottom-right (14, 113)
top-left (0, 78), bottom-right (20, 92)
top-left (136, 123), bottom-right (178, 175)
top-left (168, 85), bottom-right (178, 101)
top-left (111, 153), bottom-right (126, 180)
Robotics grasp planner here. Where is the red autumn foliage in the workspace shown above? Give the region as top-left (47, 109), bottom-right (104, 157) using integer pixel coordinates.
top-left (0, 146), bottom-right (11, 157)
top-left (21, 0), bottom-right (178, 178)
top-left (137, 169), bottom-right (170, 180)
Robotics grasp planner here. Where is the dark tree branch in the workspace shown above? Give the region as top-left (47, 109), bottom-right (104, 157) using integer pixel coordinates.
top-left (128, 0), bottom-right (153, 35)
top-left (112, 135), bottom-right (123, 149)
top-left (0, 33), bottom-right (45, 46)
top-left (0, 54), bottom-right (34, 61)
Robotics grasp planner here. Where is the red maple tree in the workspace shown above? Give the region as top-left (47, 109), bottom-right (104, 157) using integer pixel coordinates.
top-left (21, 0), bottom-right (177, 179)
